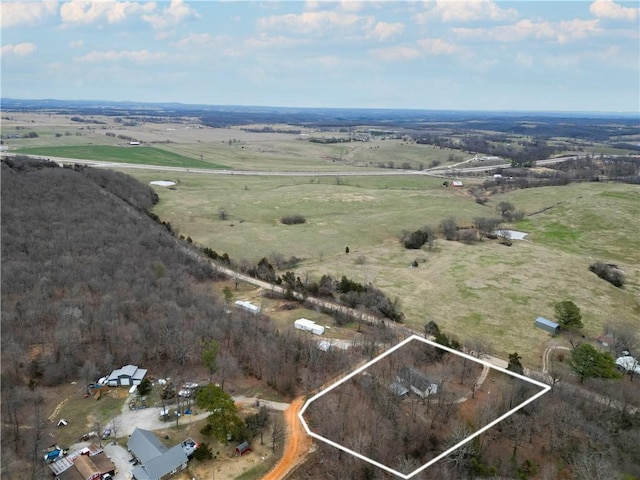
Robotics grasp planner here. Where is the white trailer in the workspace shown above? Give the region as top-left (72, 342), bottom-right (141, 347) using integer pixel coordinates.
top-left (294, 318), bottom-right (325, 335)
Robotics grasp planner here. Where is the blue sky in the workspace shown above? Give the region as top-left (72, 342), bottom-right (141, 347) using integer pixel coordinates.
top-left (1, 1), bottom-right (638, 112)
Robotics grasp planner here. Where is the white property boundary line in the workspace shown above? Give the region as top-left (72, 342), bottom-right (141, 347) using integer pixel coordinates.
top-left (298, 334), bottom-right (551, 479)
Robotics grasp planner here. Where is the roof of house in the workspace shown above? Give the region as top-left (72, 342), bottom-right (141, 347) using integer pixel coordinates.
top-left (90, 451), bottom-right (116, 475)
top-left (398, 367), bottom-right (432, 392)
top-left (107, 364), bottom-right (147, 382)
top-left (128, 428), bottom-right (168, 464)
top-left (389, 381), bottom-right (409, 397)
top-left (535, 317), bottom-right (559, 329)
top-left (142, 445), bottom-right (187, 480)
top-left (128, 429), bottom-right (187, 480)
top-left (73, 455), bottom-right (100, 480)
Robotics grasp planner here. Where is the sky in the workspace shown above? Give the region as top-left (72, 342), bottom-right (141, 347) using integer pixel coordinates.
top-left (1, 0), bottom-right (639, 112)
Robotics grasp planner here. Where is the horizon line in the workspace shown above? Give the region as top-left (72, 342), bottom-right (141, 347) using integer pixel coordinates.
top-left (1, 97), bottom-right (638, 117)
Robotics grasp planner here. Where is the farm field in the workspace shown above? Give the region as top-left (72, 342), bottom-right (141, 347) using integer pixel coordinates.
top-left (5, 112), bottom-right (639, 366)
top-left (127, 167), bottom-right (640, 365)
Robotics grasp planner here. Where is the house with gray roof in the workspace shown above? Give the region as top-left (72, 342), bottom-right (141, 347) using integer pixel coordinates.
top-left (107, 364), bottom-right (147, 387)
top-left (397, 367), bottom-right (438, 398)
top-left (128, 428), bottom-right (188, 480)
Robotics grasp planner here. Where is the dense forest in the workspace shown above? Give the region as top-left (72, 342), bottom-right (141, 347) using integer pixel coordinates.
top-left (0, 157), bottom-right (379, 477)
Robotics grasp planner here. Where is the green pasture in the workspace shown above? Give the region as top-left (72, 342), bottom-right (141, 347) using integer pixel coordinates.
top-left (128, 168), bottom-right (639, 365)
top-left (14, 145), bottom-right (225, 169)
top-left (157, 137), bottom-right (461, 172)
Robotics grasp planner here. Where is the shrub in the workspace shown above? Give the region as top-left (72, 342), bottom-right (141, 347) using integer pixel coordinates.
top-left (589, 261), bottom-right (625, 288)
top-left (281, 214), bottom-right (306, 225)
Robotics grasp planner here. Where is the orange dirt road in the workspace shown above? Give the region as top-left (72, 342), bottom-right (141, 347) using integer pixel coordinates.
top-left (262, 397), bottom-right (311, 480)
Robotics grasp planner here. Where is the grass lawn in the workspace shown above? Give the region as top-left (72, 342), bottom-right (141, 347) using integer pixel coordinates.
top-left (14, 145), bottom-right (227, 169)
top-left (49, 387), bottom-right (127, 447)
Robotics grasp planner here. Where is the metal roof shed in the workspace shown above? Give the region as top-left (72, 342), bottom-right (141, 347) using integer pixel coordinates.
top-left (535, 317), bottom-right (559, 335)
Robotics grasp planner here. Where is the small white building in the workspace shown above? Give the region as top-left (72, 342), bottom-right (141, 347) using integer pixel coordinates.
top-left (616, 356), bottom-right (640, 375)
top-left (294, 318), bottom-right (325, 335)
top-left (235, 300), bottom-right (260, 314)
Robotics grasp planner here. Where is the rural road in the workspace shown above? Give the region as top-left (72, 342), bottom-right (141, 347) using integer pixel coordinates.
top-left (262, 398), bottom-right (310, 480)
top-left (5, 153), bottom-right (583, 178)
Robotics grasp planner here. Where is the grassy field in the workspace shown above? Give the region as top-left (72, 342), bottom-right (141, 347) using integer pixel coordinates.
top-left (14, 145), bottom-right (226, 169)
top-left (130, 170), bottom-right (639, 366)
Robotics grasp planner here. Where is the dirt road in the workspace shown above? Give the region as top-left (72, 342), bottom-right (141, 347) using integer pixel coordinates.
top-left (262, 397), bottom-right (310, 480)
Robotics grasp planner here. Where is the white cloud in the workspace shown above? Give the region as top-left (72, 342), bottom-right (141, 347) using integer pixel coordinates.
top-left (173, 33), bottom-right (213, 48)
top-left (1, 43), bottom-right (38, 58)
top-left (414, 0), bottom-right (519, 24)
top-left (590, 0), bottom-right (639, 21)
top-left (75, 49), bottom-right (168, 63)
top-left (417, 37), bottom-right (459, 55)
top-left (339, 0), bottom-right (366, 12)
top-left (453, 18), bottom-right (602, 43)
top-left (244, 34), bottom-right (305, 49)
top-left (258, 10), bottom-right (373, 35)
top-left (60, 0), bottom-right (155, 25)
top-left (70, 39), bottom-right (84, 48)
top-left (1, 1), bottom-right (57, 28)
top-left (369, 21), bottom-right (404, 41)
top-left (142, 0), bottom-right (201, 30)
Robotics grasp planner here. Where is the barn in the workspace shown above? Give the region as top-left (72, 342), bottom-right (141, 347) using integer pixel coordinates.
top-left (534, 317), bottom-right (559, 335)
top-left (106, 364), bottom-right (147, 387)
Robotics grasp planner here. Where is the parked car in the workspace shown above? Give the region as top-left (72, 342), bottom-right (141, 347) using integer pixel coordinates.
top-left (101, 429), bottom-right (111, 440)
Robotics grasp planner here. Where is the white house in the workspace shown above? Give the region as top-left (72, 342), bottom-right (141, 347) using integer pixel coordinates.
top-left (234, 300), bottom-right (260, 314)
top-left (294, 318), bottom-right (325, 335)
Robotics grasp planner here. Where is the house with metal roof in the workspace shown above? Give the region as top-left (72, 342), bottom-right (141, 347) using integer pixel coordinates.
top-left (128, 428), bottom-right (188, 480)
top-left (534, 317), bottom-right (559, 335)
top-left (396, 367), bottom-right (438, 398)
top-left (106, 364), bottom-right (147, 387)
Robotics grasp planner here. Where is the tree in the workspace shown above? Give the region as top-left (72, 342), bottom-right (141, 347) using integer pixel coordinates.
top-left (424, 320), bottom-right (440, 338)
top-left (507, 352), bottom-right (524, 375)
top-left (440, 217), bottom-right (458, 241)
top-left (193, 442), bottom-right (214, 461)
top-left (137, 377), bottom-right (152, 396)
top-left (245, 405), bottom-right (269, 445)
top-left (569, 343), bottom-right (622, 383)
top-left (496, 201), bottom-right (516, 220)
top-left (554, 300), bottom-right (583, 330)
top-left (196, 384), bottom-right (243, 443)
top-left (201, 340), bottom-right (219, 383)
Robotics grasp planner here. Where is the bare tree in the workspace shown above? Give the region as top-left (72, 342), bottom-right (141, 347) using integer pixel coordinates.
top-left (270, 414), bottom-right (285, 454)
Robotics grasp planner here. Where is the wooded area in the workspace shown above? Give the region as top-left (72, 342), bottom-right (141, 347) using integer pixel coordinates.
top-left (0, 157), bottom-right (378, 476)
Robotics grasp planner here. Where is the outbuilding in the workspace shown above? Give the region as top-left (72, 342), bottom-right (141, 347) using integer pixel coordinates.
top-left (235, 441), bottom-right (252, 456)
top-left (294, 318), bottom-right (325, 335)
top-left (106, 365), bottom-right (147, 387)
top-left (534, 317), bottom-right (559, 335)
